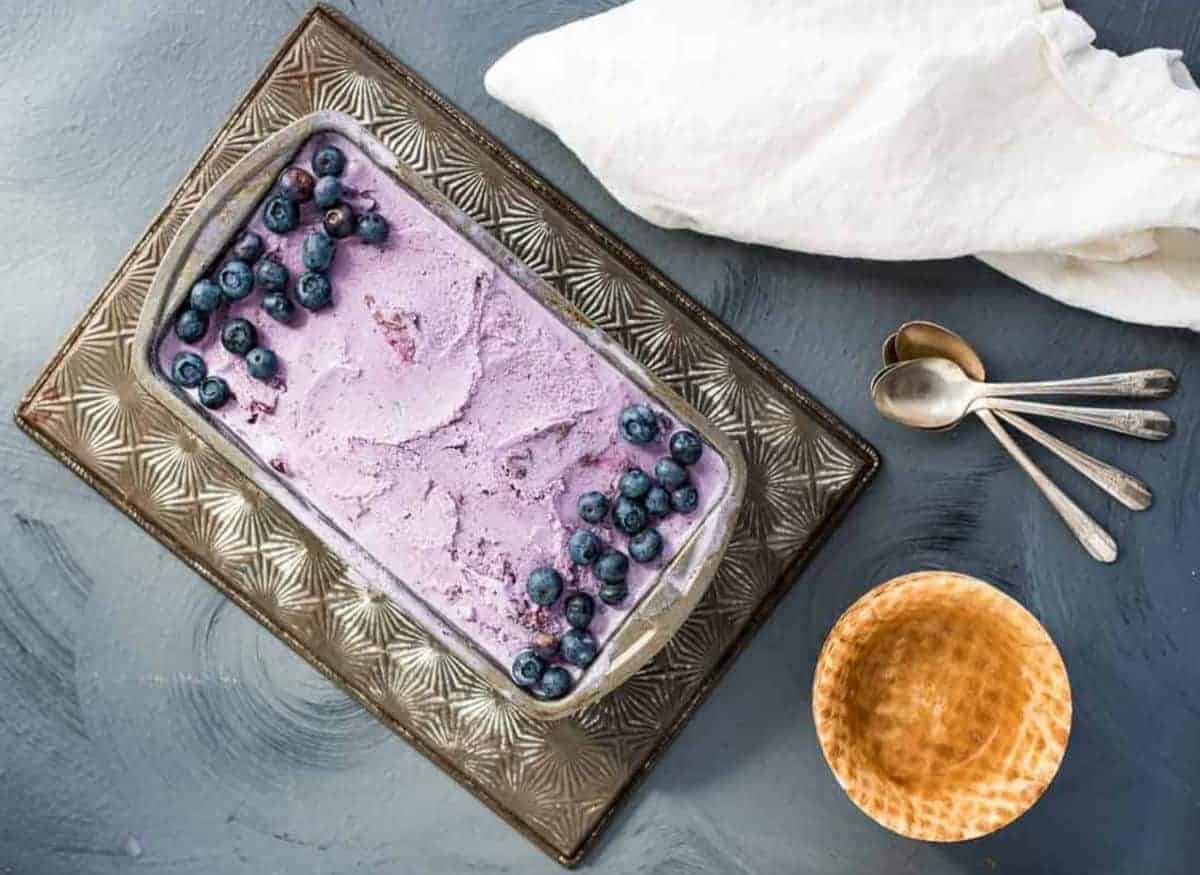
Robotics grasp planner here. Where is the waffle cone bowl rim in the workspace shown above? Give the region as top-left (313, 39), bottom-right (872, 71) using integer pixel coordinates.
top-left (812, 571), bottom-right (1072, 842)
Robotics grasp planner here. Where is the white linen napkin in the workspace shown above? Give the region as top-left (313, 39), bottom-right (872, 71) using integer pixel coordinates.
top-left (485, 0), bottom-right (1200, 331)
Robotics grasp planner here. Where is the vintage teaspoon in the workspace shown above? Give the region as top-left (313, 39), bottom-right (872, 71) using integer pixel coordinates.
top-left (891, 321), bottom-right (1152, 510)
top-left (872, 358), bottom-right (1173, 440)
top-left (871, 348), bottom-right (1117, 561)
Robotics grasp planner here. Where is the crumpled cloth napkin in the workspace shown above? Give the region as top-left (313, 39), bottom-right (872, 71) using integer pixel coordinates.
top-left (486, 0), bottom-right (1200, 331)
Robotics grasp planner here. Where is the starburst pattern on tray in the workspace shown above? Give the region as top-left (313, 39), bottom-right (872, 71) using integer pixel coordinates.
top-left (121, 449), bottom-right (195, 529)
top-left (453, 681), bottom-right (540, 750)
top-left (137, 419), bottom-right (214, 492)
top-left (707, 521), bottom-right (778, 626)
top-left (576, 670), bottom-right (674, 763)
top-left (385, 627), bottom-right (475, 701)
top-left (516, 719), bottom-right (624, 799)
top-left (312, 37), bottom-right (391, 123)
top-left (234, 551), bottom-right (321, 630)
top-left (373, 91), bottom-right (456, 173)
top-left (14, 8), bottom-right (875, 867)
top-left (198, 113), bottom-right (263, 191)
top-left (199, 474), bottom-right (281, 548)
top-left (433, 150), bottom-right (519, 230)
top-left (73, 357), bottom-right (146, 444)
top-left (624, 295), bottom-right (708, 377)
top-left (494, 193), bottom-right (578, 280)
top-left (740, 432), bottom-right (812, 541)
top-left (324, 581), bottom-right (413, 648)
top-left (364, 651), bottom-right (440, 727)
top-left (260, 528), bottom-right (345, 596)
top-left (561, 247), bottom-right (642, 330)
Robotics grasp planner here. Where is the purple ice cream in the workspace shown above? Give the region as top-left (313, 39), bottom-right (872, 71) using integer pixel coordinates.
top-left (158, 133), bottom-right (730, 674)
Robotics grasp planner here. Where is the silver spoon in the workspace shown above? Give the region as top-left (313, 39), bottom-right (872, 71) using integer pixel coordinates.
top-left (892, 354), bottom-right (1175, 401)
top-left (870, 361), bottom-right (899, 395)
top-left (873, 335), bottom-right (1117, 562)
top-left (881, 332), bottom-right (899, 368)
top-left (890, 321), bottom-right (1152, 510)
top-left (872, 358), bottom-right (1173, 440)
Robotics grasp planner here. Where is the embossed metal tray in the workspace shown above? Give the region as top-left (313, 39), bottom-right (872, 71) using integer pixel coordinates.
top-left (15, 6), bottom-right (877, 866)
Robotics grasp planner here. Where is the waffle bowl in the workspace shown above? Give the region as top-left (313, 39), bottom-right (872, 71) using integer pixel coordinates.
top-left (812, 571), bottom-right (1071, 841)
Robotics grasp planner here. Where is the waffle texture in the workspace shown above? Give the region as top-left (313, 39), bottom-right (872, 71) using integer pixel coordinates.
top-left (812, 571), bottom-right (1071, 841)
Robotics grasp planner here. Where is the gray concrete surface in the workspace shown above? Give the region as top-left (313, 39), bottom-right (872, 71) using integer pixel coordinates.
top-left (2, 1), bottom-right (1198, 873)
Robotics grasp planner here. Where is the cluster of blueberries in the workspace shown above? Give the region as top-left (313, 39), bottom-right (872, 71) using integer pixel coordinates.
top-left (509, 403), bottom-right (705, 701)
top-left (168, 143), bottom-right (389, 408)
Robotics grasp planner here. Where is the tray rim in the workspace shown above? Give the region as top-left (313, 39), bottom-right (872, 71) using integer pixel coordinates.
top-left (15, 4), bottom-right (880, 867)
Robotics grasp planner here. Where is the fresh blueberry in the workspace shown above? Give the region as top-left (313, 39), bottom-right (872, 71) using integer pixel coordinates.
top-left (302, 231), bottom-right (336, 271)
top-left (232, 231), bottom-right (264, 263)
top-left (612, 496), bottom-right (648, 535)
top-left (198, 376), bottom-right (230, 409)
top-left (669, 429), bottom-right (703, 465)
top-left (618, 403), bottom-right (659, 445)
top-left (654, 457), bottom-right (689, 490)
top-left (357, 212), bottom-right (389, 244)
top-left (254, 257), bottom-right (288, 292)
top-left (526, 566), bottom-right (563, 606)
top-left (323, 204), bottom-right (356, 239)
top-left (218, 259), bottom-right (254, 300)
top-left (670, 485), bottom-right (699, 514)
top-left (530, 631), bottom-right (559, 661)
top-left (568, 530), bottom-right (602, 566)
top-left (598, 580), bottom-right (629, 606)
top-left (510, 649), bottom-right (545, 688)
top-left (560, 629), bottom-right (597, 667)
top-left (644, 485), bottom-right (671, 518)
top-left (174, 308), bottom-right (208, 343)
top-left (220, 318), bottom-right (257, 356)
top-left (313, 175), bottom-right (342, 209)
top-left (593, 549), bottom-right (628, 584)
top-left (619, 468), bottom-right (652, 500)
top-left (531, 666), bottom-right (571, 701)
top-left (262, 292), bottom-right (296, 324)
top-left (245, 347), bottom-right (278, 381)
top-left (189, 278), bottom-right (222, 313)
top-left (296, 272), bottom-right (332, 310)
top-left (564, 592), bottom-right (595, 630)
top-left (629, 528), bottom-right (664, 563)
top-left (263, 194), bottom-right (299, 233)
top-left (311, 144), bottom-right (346, 177)
top-left (278, 167), bottom-right (315, 202)
top-left (577, 491), bottom-right (610, 524)
top-left (171, 351), bottom-right (206, 388)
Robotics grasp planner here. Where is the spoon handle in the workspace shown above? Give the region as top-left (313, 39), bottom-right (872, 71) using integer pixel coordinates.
top-left (976, 410), bottom-right (1117, 563)
top-left (991, 409), bottom-right (1152, 511)
top-left (977, 398), bottom-right (1173, 440)
top-left (981, 368), bottom-right (1176, 400)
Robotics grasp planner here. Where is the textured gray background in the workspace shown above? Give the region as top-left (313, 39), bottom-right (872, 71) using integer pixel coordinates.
top-left (2, 1), bottom-right (1198, 873)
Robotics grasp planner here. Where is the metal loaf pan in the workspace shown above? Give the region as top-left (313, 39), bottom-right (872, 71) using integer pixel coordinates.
top-left (131, 111), bottom-right (747, 720)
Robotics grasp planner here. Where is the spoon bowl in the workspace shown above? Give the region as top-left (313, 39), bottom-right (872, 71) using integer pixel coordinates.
top-left (872, 357), bottom-right (978, 429)
top-left (881, 332), bottom-right (899, 368)
top-left (884, 322), bottom-right (981, 431)
top-left (869, 362), bottom-right (902, 395)
top-left (894, 321), bottom-right (985, 381)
